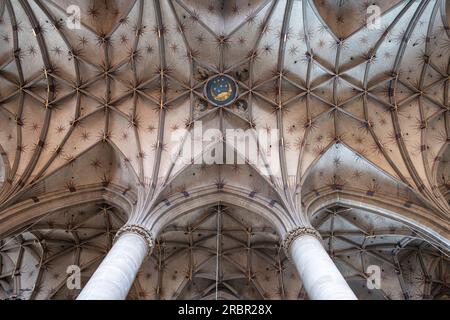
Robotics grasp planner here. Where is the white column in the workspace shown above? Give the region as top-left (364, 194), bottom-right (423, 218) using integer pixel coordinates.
top-left (77, 225), bottom-right (153, 300)
top-left (284, 227), bottom-right (357, 300)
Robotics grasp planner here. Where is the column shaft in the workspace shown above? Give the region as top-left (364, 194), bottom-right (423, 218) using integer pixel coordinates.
top-left (290, 234), bottom-right (357, 300)
top-left (77, 232), bottom-right (149, 300)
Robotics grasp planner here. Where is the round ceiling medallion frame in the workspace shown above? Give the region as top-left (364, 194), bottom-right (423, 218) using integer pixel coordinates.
top-left (204, 74), bottom-right (239, 107)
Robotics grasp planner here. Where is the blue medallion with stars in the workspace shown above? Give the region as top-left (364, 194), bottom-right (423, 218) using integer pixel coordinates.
top-left (205, 75), bottom-right (238, 107)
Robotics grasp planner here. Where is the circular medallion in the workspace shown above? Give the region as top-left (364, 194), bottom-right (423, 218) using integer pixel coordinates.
top-left (204, 75), bottom-right (239, 107)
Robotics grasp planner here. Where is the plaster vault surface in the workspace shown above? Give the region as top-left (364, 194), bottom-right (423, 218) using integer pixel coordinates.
top-left (0, 0), bottom-right (449, 300)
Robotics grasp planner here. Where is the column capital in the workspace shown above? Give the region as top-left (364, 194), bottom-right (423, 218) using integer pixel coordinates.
top-left (115, 224), bottom-right (154, 251)
top-left (282, 226), bottom-right (322, 253)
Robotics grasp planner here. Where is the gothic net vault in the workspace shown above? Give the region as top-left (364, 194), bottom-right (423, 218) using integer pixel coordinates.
top-left (0, 0), bottom-right (449, 300)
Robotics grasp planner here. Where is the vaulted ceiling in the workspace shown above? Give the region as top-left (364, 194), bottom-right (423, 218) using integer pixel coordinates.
top-left (0, 0), bottom-right (449, 300)
top-left (0, 0), bottom-right (449, 223)
top-left (1, 203), bottom-right (449, 300)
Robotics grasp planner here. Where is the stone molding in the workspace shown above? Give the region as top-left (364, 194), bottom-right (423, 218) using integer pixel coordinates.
top-left (282, 226), bottom-right (322, 254)
top-left (114, 224), bottom-right (154, 252)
